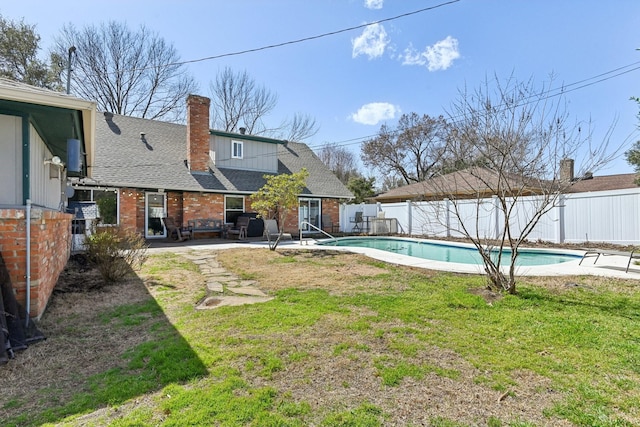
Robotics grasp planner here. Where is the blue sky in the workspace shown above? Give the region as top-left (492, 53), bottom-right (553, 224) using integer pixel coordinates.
top-left (2, 0), bottom-right (639, 175)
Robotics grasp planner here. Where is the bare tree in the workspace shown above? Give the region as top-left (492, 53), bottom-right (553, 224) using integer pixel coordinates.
top-left (422, 75), bottom-right (616, 294)
top-left (210, 67), bottom-right (277, 134)
top-left (210, 67), bottom-right (319, 141)
top-left (282, 112), bottom-right (319, 142)
top-left (361, 113), bottom-right (448, 186)
top-left (53, 21), bottom-right (197, 121)
top-left (317, 142), bottom-right (360, 184)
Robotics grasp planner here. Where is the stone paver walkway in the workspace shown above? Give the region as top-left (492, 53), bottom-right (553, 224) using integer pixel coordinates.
top-left (178, 250), bottom-right (273, 309)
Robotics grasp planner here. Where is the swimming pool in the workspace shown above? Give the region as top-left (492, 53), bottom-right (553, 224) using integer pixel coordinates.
top-left (318, 237), bottom-right (581, 267)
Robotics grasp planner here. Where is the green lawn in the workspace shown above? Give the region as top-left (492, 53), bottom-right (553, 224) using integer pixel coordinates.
top-left (3, 249), bottom-right (639, 426)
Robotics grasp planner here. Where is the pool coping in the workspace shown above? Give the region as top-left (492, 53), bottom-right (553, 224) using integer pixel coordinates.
top-left (147, 237), bottom-right (640, 280)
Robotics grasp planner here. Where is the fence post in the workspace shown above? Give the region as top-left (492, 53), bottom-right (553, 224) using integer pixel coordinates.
top-left (557, 193), bottom-right (565, 244)
top-left (406, 200), bottom-right (412, 236)
top-left (445, 198), bottom-right (451, 238)
top-left (492, 195), bottom-right (500, 240)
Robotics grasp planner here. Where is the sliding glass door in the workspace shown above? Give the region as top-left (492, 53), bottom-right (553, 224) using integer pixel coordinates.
top-left (145, 192), bottom-right (166, 239)
top-left (298, 198), bottom-right (320, 233)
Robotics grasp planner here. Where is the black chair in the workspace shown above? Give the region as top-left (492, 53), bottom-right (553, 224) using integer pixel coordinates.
top-left (350, 211), bottom-right (363, 232)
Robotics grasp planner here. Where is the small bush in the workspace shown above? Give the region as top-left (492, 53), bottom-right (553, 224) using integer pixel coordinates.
top-left (84, 227), bottom-right (148, 282)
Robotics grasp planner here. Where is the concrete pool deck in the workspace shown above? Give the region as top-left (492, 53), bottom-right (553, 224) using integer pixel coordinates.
top-left (147, 238), bottom-right (640, 280)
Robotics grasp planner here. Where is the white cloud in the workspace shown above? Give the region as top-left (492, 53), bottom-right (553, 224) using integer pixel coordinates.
top-left (364, 0), bottom-right (383, 10)
top-left (352, 23), bottom-right (389, 59)
top-left (402, 36), bottom-right (460, 71)
top-left (350, 102), bottom-right (399, 125)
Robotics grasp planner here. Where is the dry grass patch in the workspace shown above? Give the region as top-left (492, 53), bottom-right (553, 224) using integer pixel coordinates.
top-left (217, 248), bottom-right (426, 295)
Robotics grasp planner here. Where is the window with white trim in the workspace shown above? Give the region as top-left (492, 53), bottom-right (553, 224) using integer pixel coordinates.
top-left (225, 195), bottom-right (245, 224)
top-left (70, 188), bottom-right (119, 225)
top-left (232, 140), bottom-right (243, 159)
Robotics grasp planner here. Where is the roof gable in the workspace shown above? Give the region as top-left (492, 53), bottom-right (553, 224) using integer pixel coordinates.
top-left (89, 112), bottom-right (352, 199)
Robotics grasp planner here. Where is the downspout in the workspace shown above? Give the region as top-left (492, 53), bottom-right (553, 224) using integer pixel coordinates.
top-left (22, 114), bottom-right (32, 326)
top-left (25, 199), bottom-right (31, 326)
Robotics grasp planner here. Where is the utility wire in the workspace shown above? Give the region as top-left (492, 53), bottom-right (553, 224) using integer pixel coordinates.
top-left (168, 0), bottom-right (461, 68)
top-left (90, 60), bottom-right (640, 168)
top-left (310, 61), bottom-right (640, 150)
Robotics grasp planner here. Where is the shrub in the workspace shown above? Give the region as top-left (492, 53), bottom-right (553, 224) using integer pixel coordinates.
top-left (84, 226), bottom-right (148, 282)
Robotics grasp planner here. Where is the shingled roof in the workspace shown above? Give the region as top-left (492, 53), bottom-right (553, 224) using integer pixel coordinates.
top-left (565, 173), bottom-right (637, 193)
top-left (375, 168), bottom-right (551, 202)
top-left (375, 168), bottom-right (638, 202)
top-left (89, 112), bottom-right (352, 198)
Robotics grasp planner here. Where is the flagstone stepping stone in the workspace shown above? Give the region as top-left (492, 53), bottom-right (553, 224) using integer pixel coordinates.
top-left (180, 250), bottom-right (272, 309)
top-left (238, 280), bottom-right (257, 287)
top-left (227, 287), bottom-right (268, 297)
top-left (207, 267), bottom-right (228, 274)
top-left (209, 277), bottom-right (236, 284)
top-left (207, 281), bottom-right (224, 293)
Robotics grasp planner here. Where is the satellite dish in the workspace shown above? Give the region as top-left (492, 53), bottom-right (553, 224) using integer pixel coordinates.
top-left (64, 186), bottom-right (75, 198)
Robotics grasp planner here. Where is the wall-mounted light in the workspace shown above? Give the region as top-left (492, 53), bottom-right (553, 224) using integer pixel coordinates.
top-left (44, 156), bottom-right (64, 167)
top-left (45, 156), bottom-right (65, 179)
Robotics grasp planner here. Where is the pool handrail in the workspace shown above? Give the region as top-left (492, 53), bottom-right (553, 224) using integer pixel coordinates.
top-left (299, 221), bottom-right (337, 245)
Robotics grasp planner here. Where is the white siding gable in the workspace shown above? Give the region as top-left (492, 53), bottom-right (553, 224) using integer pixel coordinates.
top-left (212, 134), bottom-right (278, 173)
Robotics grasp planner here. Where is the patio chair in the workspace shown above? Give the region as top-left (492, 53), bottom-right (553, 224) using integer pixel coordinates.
top-left (162, 217), bottom-right (191, 241)
top-left (226, 216), bottom-right (251, 240)
top-left (263, 219), bottom-right (292, 241)
top-left (350, 211), bottom-right (363, 233)
top-left (321, 214), bottom-right (339, 233)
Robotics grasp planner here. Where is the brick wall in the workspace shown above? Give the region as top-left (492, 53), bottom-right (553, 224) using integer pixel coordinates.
top-left (0, 207), bottom-right (72, 319)
top-left (119, 189), bottom-right (145, 234)
top-left (166, 191), bottom-right (184, 227)
top-left (182, 193), bottom-right (224, 225)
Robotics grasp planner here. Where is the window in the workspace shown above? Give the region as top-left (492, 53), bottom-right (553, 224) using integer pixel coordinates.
top-left (225, 195), bottom-right (245, 224)
top-left (95, 190), bottom-right (118, 224)
top-left (69, 188), bottom-right (119, 225)
top-left (232, 140), bottom-right (243, 159)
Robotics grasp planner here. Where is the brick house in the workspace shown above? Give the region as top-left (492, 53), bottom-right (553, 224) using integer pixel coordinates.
top-left (71, 95), bottom-right (352, 239)
top-left (0, 78), bottom-right (96, 318)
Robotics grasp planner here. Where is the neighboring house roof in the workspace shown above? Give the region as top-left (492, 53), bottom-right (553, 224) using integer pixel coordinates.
top-left (88, 112), bottom-right (352, 198)
top-left (565, 173), bottom-right (637, 193)
top-left (375, 168), bottom-right (548, 202)
top-left (376, 168), bottom-right (638, 202)
top-left (0, 78), bottom-right (96, 176)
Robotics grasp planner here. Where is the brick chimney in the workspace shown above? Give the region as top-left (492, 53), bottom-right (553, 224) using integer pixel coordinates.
top-left (187, 94), bottom-right (211, 173)
top-left (560, 158), bottom-right (574, 183)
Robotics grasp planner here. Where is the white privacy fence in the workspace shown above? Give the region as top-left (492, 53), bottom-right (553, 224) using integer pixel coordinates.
top-left (340, 187), bottom-right (640, 245)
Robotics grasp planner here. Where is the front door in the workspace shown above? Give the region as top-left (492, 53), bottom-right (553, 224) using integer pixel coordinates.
top-left (299, 198), bottom-right (320, 233)
top-left (145, 192), bottom-right (166, 239)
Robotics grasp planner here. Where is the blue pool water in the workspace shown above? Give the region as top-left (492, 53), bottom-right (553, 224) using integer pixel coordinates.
top-left (319, 237), bottom-right (581, 266)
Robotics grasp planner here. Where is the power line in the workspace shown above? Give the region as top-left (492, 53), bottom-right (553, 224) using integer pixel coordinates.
top-left (312, 61), bottom-right (640, 151)
top-left (168, 0), bottom-right (461, 68)
top-left (81, 0), bottom-right (461, 78)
